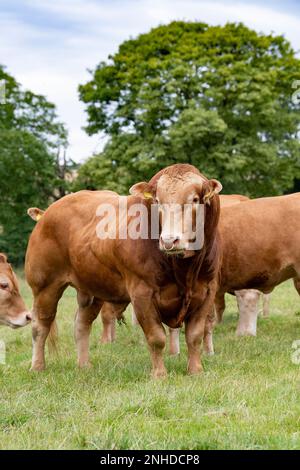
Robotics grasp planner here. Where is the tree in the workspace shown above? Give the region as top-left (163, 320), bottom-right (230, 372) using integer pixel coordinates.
top-left (0, 65), bottom-right (70, 264)
top-left (0, 66), bottom-right (67, 149)
top-left (0, 130), bottom-right (59, 264)
top-left (78, 21), bottom-right (300, 195)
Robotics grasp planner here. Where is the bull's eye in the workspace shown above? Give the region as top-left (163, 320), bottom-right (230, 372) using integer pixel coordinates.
top-left (0, 282), bottom-right (9, 290)
top-left (193, 196), bottom-right (200, 204)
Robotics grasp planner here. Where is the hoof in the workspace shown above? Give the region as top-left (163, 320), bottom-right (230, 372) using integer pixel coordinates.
top-left (100, 337), bottom-right (113, 344)
top-left (151, 368), bottom-right (167, 379)
top-left (236, 330), bottom-right (256, 337)
top-left (204, 350), bottom-right (215, 356)
top-left (30, 364), bottom-right (45, 372)
top-left (187, 364), bottom-right (203, 375)
top-left (169, 347), bottom-right (180, 356)
top-left (78, 361), bottom-right (92, 369)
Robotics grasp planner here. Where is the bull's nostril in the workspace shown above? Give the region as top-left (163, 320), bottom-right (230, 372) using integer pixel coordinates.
top-left (161, 235), bottom-right (180, 250)
top-left (26, 313), bottom-right (32, 321)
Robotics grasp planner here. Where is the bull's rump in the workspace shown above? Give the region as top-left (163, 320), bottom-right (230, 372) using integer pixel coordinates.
top-left (220, 193), bottom-right (300, 291)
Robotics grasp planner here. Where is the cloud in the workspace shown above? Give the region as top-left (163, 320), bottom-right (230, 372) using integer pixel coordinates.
top-left (0, 0), bottom-right (299, 162)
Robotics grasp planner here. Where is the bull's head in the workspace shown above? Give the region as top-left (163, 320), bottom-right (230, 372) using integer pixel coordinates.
top-left (0, 254), bottom-right (31, 328)
top-left (130, 168), bottom-right (222, 258)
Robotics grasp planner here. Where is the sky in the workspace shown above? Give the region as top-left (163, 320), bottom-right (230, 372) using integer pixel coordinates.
top-left (0, 0), bottom-right (299, 162)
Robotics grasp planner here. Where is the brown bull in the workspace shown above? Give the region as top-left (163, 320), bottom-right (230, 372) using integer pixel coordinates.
top-left (217, 194), bottom-right (270, 335)
top-left (215, 193), bottom-right (300, 323)
top-left (0, 253), bottom-right (31, 328)
top-left (25, 164), bottom-right (222, 377)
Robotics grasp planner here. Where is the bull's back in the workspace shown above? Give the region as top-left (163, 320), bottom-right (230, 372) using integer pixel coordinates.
top-left (220, 194), bottom-right (249, 208)
top-left (25, 190), bottom-right (119, 289)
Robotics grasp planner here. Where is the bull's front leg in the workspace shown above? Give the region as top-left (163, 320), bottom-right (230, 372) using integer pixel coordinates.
top-left (31, 282), bottom-right (66, 371)
top-left (185, 285), bottom-right (217, 375)
top-left (130, 284), bottom-right (167, 379)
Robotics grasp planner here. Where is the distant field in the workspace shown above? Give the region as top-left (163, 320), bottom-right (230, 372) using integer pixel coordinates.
top-left (0, 273), bottom-right (300, 450)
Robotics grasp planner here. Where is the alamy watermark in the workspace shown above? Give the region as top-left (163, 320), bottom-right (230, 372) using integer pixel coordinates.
top-left (0, 79), bottom-right (6, 104)
top-left (292, 80), bottom-right (300, 105)
top-left (95, 199), bottom-right (205, 251)
top-left (0, 340), bottom-right (6, 365)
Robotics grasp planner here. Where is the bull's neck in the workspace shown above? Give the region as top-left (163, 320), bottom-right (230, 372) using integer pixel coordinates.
top-left (165, 200), bottom-right (220, 328)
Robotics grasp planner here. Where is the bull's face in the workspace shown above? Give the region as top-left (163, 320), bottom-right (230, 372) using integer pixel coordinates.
top-left (0, 254), bottom-right (31, 329)
top-left (130, 172), bottom-right (222, 257)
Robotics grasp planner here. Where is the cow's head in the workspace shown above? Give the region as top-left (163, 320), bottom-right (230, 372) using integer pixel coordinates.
top-left (0, 254), bottom-right (31, 328)
top-left (130, 164), bottom-right (222, 257)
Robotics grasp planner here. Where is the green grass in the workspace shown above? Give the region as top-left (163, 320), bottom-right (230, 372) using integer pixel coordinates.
top-left (0, 275), bottom-right (300, 450)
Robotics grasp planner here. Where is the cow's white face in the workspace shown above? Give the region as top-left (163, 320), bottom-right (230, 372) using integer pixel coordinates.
top-left (0, 255), bottom-right (31, 329)
top-left (130, 172), bottom-right (222, 257)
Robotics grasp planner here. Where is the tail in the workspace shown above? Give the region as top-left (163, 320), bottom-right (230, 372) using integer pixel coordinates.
top-left (48, 320), bottom-right (58, 353)
top-left (117, 313), bottom-right (127, 325)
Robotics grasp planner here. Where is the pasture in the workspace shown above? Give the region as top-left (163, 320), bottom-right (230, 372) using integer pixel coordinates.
top-left (0, 274), bottom-right (300, 450)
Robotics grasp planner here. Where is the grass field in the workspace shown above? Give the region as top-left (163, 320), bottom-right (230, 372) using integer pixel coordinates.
top-left (0, 274), bottom-right (300, 450)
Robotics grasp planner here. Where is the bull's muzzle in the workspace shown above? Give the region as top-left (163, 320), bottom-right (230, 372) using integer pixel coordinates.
top-left (159, 235), bottom-right (184, 255)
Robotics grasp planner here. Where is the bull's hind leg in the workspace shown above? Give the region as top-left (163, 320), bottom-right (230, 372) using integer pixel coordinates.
top-left (100, 302), bottom-right (128, 344)
top-left (236, 289), bottom-right (260, 336)
top-left (169, 328), bottom-right (180, 355)
top-left (203, 307), bottom-right (216, 355)
top-left (215, 293), bottom-right (226, 323)
top-left (262, 293), bottom-right (270, 317)
top-left (293, 277), bottom-right (300, 296)
top-left (31, 283), bottom-right (67, 371)
top-left (75, 293), bottom-right (102, 368)
top-left (100, 302), bottom-right (116, 344)
top-left (131, 309), bottom-right (139, 326)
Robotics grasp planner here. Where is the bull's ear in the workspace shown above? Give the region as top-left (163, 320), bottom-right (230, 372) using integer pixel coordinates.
top-left (203, 179), bottom-right (222, 205)
top-left (0, 253), bottom-right (7, 264)
top-left (129, 182), bottom-right (154, 200)
top-left (27, 207), bottom-right (44, 222)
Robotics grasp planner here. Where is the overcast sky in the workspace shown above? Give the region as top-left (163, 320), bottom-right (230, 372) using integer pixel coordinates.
top-left (1, 0), bottom-right (299, 162)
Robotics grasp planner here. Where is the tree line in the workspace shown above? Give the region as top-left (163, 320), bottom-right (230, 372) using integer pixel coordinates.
top-left (1, 21), bottom-right (300, 264)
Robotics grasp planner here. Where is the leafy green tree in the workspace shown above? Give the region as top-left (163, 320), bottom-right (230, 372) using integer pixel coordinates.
top-left (0, 66), bottom-right (66, 148)
top-left (0, 65), bottom-right (70, 264)
top-left (78, 21), bottom-right (300, 195)
top-left (0, 130), bottom-right (58, 264)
